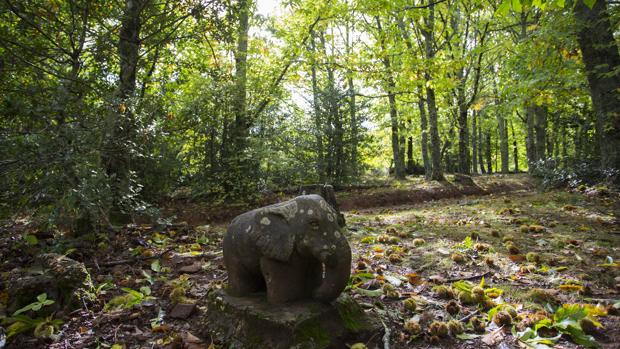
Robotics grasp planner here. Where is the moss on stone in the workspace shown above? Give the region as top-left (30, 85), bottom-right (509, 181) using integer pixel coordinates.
top-left (295, 318), bottom-right (331, 349)
top-left (335, 296), bottom-right (368, 332)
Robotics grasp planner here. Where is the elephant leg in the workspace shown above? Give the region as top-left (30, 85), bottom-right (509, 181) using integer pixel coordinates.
top-left (226, 262), bottom-right (264, 296)
top-left (306, 259), bottom-right (323, 291)
top-left (260, 256), bottom-right (307, 303)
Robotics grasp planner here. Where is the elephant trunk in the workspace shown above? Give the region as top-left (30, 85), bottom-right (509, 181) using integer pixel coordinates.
top-left (313, 238), bottom-right (352, 302)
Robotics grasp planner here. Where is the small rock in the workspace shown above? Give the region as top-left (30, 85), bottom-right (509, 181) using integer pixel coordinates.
top-left (428, 275), bottom-right (447, 284)
top-left (179, 263), bottom-right (202, 273)
top-left (182, 332), bottom-right (202, 344)
top-left (169, 303), bottom-right (196, 319)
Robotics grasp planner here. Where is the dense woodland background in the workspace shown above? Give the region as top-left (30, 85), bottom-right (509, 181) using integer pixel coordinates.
top-left (1, 0), bottom-right (618, 229)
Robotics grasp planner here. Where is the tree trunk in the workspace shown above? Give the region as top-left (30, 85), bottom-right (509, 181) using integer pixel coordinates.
top-left (104, 0), bottom-right (144, 220)
top-left (497, 111), bottom-right (509, 173)
top-left (510, 119), bottom-right (519, 172)
top-left (526, 105), bottom-right (537, 171)
top-left (309, 31), bottom-right (325, 182)
top-left (574, 0), bottom-right (620, 173)
top-left (117, 0), bottom-right (142, 101)
top-left (478, 114), bottom-right (485, 174)
top-left (561, 124), bottom-right (567, 168)
top-left (423, 2), bottom-right (443, 180)
top-left (485, 131), bottom-right (492, 174)
top-left (229, 0), bottom-right (251, 194)
top-left (494, 79), bottom-right (509, 173)
top-left (550, 113), bottom-right (559, 163)
top-left (535, 105), bottom-right (547, 162)
top-left (418, 91), bottom-right (431, 179)
top-left (345, 22), bottom-right (358, 179)
top-left (472, 110), bottom-right (478, 174)
top-left (376, 16), bottom-right (405, 179)
top-left (407, 120), bottom-right (414, 174)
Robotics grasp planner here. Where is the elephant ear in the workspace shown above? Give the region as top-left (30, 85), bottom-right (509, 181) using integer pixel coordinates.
top-left (251, 201), bottom-right (299, 262)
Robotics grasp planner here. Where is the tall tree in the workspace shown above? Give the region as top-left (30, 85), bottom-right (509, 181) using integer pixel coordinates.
top-left (375, 16), bottom-right (406, 179)
top-left (573, 0), bottom-right (620, 174)
top-left (422, 1), bottom-right (444, 180)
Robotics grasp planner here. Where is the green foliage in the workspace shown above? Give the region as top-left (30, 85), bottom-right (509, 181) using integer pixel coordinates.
top-left (460, 236), bottom-right (474, 250)
top-left (0, 0), bottom-right (610, 229)
top-left (104, 286), bottom-right (155, 312)
top-left (12, 293), bottom-right (54, 316)
top-left (2, 293), bottom-right (61, 339)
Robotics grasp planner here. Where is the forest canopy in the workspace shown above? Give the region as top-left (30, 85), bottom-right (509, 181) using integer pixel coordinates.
top-left (0, 0), bottom-right (618, 229)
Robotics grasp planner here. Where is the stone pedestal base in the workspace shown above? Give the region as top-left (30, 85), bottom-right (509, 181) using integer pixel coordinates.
top-left (202, 290), bottom-right (380, 349)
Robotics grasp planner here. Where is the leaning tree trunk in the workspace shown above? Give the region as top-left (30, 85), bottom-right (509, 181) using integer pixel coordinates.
top-left (574, 0), bottom-right (620, 173)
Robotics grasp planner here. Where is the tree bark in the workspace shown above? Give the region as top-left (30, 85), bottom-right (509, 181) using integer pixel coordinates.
top-left (510, 119), bottom-right (519, 172)
top-left (309, 31), bottom-right (325, 182)
top-left (472, 110), bottom-right (478, 174)
top-left (104, 0), bottom-right (144, 218)
top-left (478, 114), bottom-right (485, 173)
top-left (485, 130), bottom-right (492, 173)
top-left (345, 22), bottom-right (358, 179)
top-left (422, 2), bottom-right (444, 180)
top-left (535, 105), bottom-right (547, 162)
top-left (376, 16), bottom-right (406, 179)
top-left (525, 104), bottom-right (537, 171)
top-left (418, 90), bottom-right (431, 179)
top-left (574, 0), bottom-right (620, 173)
top-left (228, 0), bottom-right (251, 194)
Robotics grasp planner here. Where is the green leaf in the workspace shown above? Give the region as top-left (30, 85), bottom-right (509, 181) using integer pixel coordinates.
top-left (24, 235), bottom-right (38, 246)
top-left (121, 287), bottom-right (144, 299)
top-left (36, 293), bottom-right (47, 302)
top-left (512, 0), bottom-right (523, 12)
top-left (452, 280), bottom-right (473, 293)
top-left (6, 320), bottom-right (35, 338)
top-left (12, 304), bottom-right (35, 316)
top-left (496, 0), bottom-right (511, 15)
top-left (582, 0), bottom-right (596, 9)
top-left (151, 259), bottom-right (161, 273)
top-left (354, 288), bottom-right (383, 297)
top-left (139, 286), bottom-right (152, 296)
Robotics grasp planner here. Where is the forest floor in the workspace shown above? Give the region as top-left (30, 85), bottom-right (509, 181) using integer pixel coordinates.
top-left (1, 174), bottom-right (619, 349)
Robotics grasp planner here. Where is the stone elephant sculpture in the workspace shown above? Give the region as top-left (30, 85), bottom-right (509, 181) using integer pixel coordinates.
top-left (223, 194), bottom-right (351, 304)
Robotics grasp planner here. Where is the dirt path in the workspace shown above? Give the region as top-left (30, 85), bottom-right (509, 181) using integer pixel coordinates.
top-left (165, 174), bottom-right (535, 225)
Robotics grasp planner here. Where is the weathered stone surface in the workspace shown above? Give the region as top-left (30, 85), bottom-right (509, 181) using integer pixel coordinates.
top-left (203, 290), bottom-right (380, 349)
top-left (169, 303), bottom-right (196, 319)
top-left (7, 253), bottom-right (92, 313)
top-left (178, 263), bottom-right (202, 273)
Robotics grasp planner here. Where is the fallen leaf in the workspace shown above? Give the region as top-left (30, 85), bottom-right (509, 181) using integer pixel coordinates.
top-left (482, 328), bottom-right (505, 346)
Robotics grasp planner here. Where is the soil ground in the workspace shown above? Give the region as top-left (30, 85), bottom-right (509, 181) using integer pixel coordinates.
top-left (1, 174), bottom-right (618, 349)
